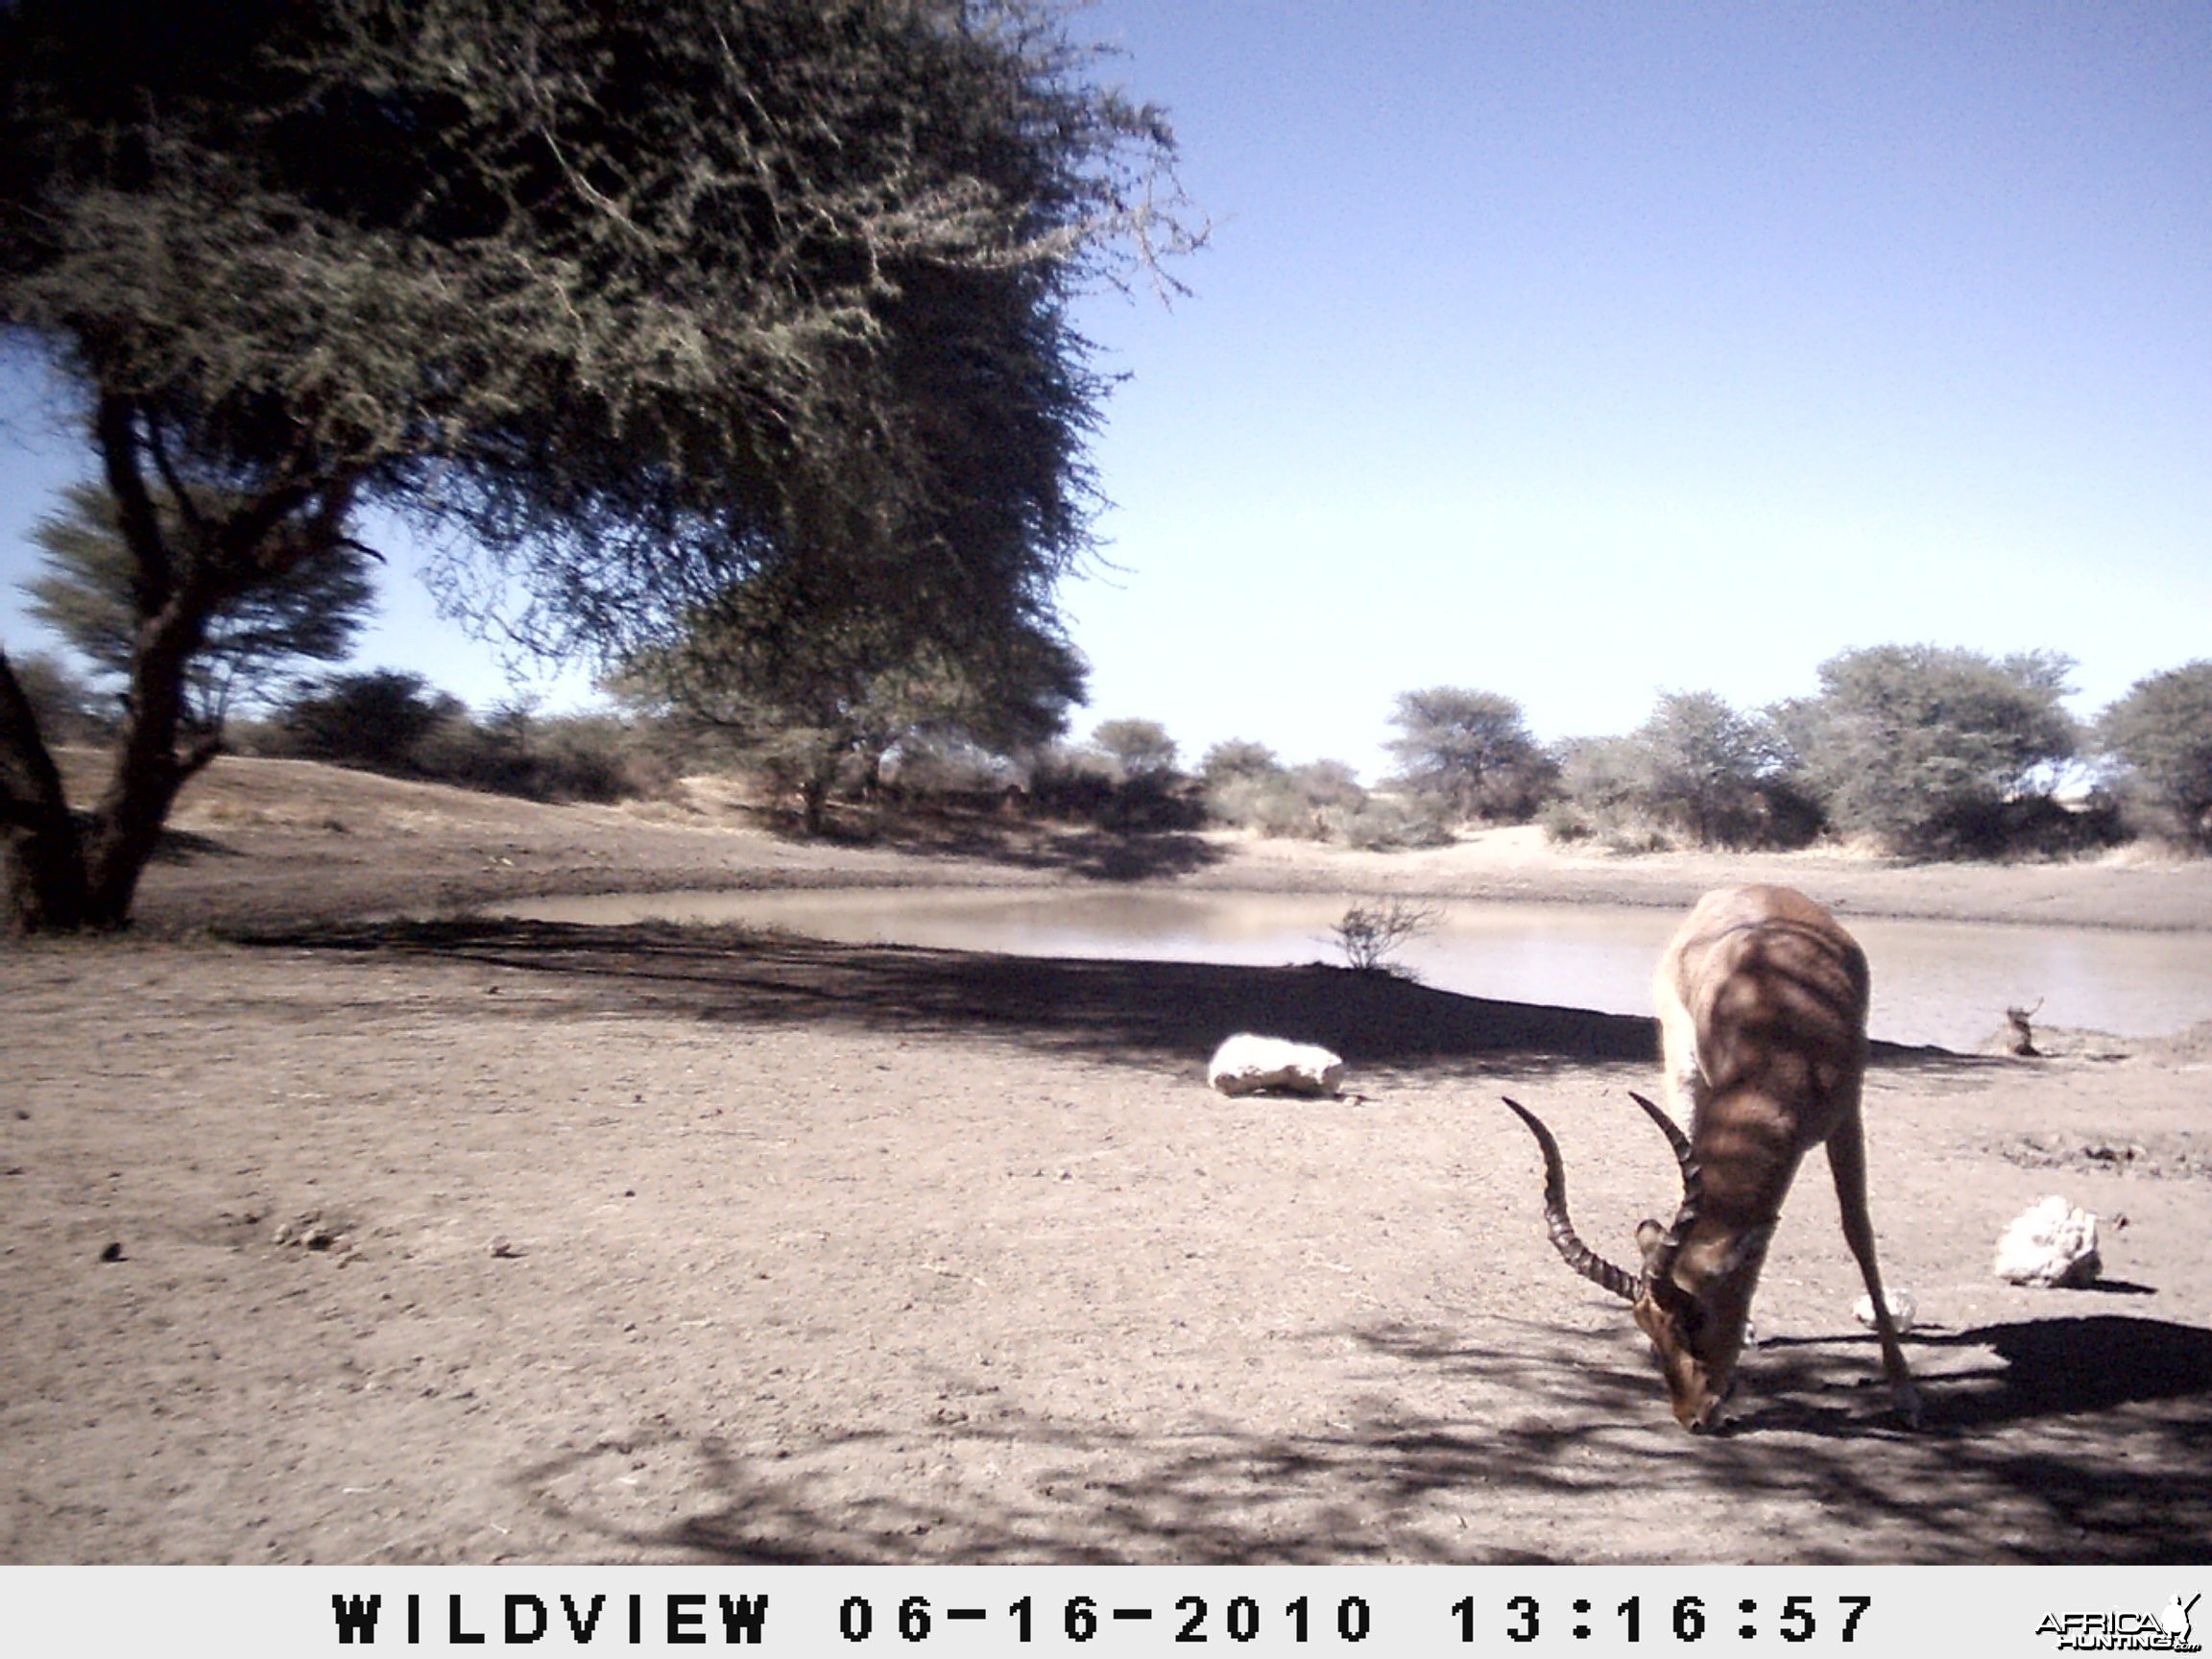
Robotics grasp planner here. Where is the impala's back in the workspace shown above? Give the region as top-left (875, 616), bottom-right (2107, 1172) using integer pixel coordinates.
top-left (1659, 883), bottom-right (1867, 1143)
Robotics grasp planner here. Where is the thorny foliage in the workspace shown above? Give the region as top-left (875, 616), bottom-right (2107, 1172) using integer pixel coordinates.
top-left (1, 0), bottom-right (1198, 652)
top-left (0, 0), bottom-right (1198, 925)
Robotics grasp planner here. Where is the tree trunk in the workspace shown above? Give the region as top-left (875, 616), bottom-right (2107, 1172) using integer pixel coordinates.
top-left (1, 650), bottom-right (89, 932)
top-left (1, 576), bottom-right (219, 933)
top-left (799, 774), bottom-right (829, 837)
top-left (80, 588), bottom-right (223, 928)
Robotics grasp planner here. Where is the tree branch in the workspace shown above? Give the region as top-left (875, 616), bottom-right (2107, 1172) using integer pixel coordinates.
top-left (95, 394), bottom-right (173, 606)
top-left (179, 728), bottom-right (227, 784)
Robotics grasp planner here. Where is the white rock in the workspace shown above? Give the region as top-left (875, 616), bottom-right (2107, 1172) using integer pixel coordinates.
top-left (1853, 1289), bottom-right (1916, 1332)
top-left (1992, 1194), bottom-right (2102, 1286)
top-left (1207, 1033), bottom-right (1345, 1097)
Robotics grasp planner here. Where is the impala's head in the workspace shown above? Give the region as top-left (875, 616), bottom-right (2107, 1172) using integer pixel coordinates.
top-left (1627, 1216), bottom-right (1771, 1430)
top-left (1503, 1094), bottom-right (1765, 1432)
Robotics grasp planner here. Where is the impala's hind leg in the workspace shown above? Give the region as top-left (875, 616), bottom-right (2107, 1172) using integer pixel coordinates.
top-left (1826, 1104), bottom-right (1922, 1429)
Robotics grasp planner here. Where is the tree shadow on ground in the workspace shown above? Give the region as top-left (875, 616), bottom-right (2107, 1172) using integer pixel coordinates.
top-left (150, 826), bottom-right (246, 863)
top-left (66, 807), bottom-right (245, 865)
top-left (236, 918), bottom-right (2014, 1076)
top-left (239, 917), bottom-right (1657, 1070)
top-left (509, 1313), bottom-right (2210, 1565)
top-left (507, 1325), bottom-right (1702, 1566)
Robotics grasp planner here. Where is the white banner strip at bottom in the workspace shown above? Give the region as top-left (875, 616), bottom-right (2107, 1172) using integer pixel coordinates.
top-left (2, 1564), bottom-right (2203, 1654)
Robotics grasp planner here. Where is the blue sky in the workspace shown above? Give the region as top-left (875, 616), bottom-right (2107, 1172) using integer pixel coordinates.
top-left (4, 1), bottom-right (2207, 781)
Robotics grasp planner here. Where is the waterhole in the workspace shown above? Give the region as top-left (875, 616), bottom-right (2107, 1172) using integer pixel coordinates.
top-left (483, 888), bottom-right (2212, 1052)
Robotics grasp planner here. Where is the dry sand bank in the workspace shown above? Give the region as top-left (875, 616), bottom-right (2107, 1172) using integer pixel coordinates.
top-left (91, 750), bottom-right (2212, 935)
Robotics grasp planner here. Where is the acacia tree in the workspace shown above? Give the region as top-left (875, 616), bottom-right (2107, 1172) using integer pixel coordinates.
top-left (1775, 645), bottom-right (2078, 855)
top-left (1625, 689), bottom-right (1815, 849)
top-left (1384, 685), bottom-right (1554, 823)
top-left (1088, 717), bottom-right (1179, 780)
top-left (275, 669), bottom-right (466, 776)
top-left (25, 480), bottom-right (375, 728)
top-left (619, 565), bottom-right (1087, 834)
top-left (0, 0), bottom-right (1192, 928)
top-left (2100, 661), bottom-right (2212, 848)
top-left (1196, 738), bottom-right (1281, 787)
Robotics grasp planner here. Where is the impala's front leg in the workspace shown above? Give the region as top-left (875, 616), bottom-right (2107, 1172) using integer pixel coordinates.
top-left (1826, 1103), bottom-right (1923, 1429)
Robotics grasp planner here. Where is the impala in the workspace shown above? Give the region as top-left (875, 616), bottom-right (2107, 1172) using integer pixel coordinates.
top-left (1503, 884), bottom-right (1922, 1431)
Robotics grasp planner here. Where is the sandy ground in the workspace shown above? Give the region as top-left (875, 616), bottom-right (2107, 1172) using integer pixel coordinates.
top-left (3, 755), bottom-right (2209, 1564)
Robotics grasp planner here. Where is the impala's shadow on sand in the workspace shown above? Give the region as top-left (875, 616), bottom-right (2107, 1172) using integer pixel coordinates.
top-left (1742, 1312), bottom-right (2212, 1429)
top-left (1928, 1314), bottom-right (2212, 1425)
top-left (509, 1314), bottom-right (2212, 1566)
top-left (237, 917), bottom-right (2004, 1074)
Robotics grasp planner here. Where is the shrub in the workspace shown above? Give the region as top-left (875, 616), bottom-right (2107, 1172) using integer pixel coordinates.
top-left (1319, 795), bottom-right (1455, 851)
top-left (1543, 699), bottom-right (1820, 853)
top-left (1542, 735), bottom-right (1643, 845)
top-left (276, 670), bottom-right (461, 773)
top-left (1327, 898), bottom-right (1440, 974)
top-left (268, 673), bottom-right (663, 803)
top-left (1537, 797), bottom-right (1594, 844)
top-left (1027, 744), bottom-right (1202, 830)
top-left (418, 710), bottom-right (661, 804)
top-left (1087, 717), bottom-right (1180, 780)
top-left (881, 735), bottom-right (1019, 801)
top-left (1204, 771), bottom-right (1314, 837)
top-left (6, 650), bottom-right (112, 744)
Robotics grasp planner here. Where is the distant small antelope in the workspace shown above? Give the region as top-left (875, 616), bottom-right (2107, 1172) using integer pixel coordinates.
top-left (1504, 885), bottom-right (1921, 1431)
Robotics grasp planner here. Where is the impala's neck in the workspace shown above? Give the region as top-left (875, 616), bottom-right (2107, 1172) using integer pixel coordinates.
top-left (1686, 1085), bottom-right (1814, 1225)
top-left (1669, 1155), bottom-right (1786, 1321)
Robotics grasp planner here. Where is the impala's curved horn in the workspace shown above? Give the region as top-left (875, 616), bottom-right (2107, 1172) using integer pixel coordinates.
top-left (1627, 1091), bottom-right (1692, 1164)
top-left (1503, 1097), bottom-right (1639, 1302)
top-left (1627, 1091), bottom-right (1703, 1287)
